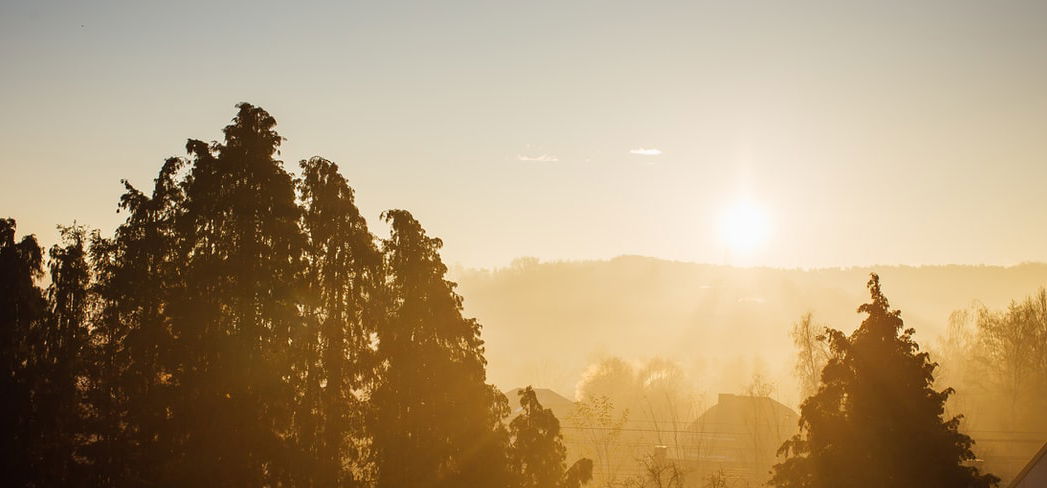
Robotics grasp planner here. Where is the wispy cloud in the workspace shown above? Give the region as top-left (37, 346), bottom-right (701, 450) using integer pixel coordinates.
top-left (630, 147), bottom-right (662, 156)
top-left (517, 154), bottom-right (559, 162)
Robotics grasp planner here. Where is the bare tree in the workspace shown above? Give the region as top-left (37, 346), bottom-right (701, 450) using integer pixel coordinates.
top-left (973, 288), bottom-right (1047, 429)
top-left (569, 395), bottom-right (630, 487)
top-left (790, 312), bottom-right (829, 401)
top-left (622, 453), bottom-right (686, 488)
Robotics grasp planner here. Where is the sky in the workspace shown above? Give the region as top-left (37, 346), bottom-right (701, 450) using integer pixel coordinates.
top-left (2, 0), bottom-right (1047, 269)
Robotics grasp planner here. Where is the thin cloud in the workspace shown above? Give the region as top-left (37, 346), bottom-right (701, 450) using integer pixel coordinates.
top-left (630, 147), bottom-right (662, 156)
top-left (517, 154), bottom-right (559, 162)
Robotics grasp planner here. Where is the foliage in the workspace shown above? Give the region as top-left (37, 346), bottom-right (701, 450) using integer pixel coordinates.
top-left (771, 274), bottom-right (999, 488)
top-left (1, 104), bottom-right (520, 487)
top-left (85, 156), bottom-right (185, 486)
top-left (0, 218), bottom-right (46, 486)
top-left (0, 104), bottom-right (1015, 488)
top-left (508, 386), bottom-right (593, 488)
top-left (295, 156), bottom-right (384, 486)
top-left (158, 103), bottom-right (306, 486)
top-left (372, 209), bottom-right (511, 488)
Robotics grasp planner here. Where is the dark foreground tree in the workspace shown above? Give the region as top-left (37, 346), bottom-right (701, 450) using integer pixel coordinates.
top-left (84, 157), bottom-right (186, 486)
top-left (0, 219), bottom-right (46, 487)
top-left (771, 274), bottom-right (998, 488)
top-left (508, 386), bottom-right (593, 488)
top-left (1, 103), bottom-right (555, 487)
top-left (166, 103), bottom-right (306, 486)
top-left (372, 210), bottom-right (511, 488)
top-left (33, 225), bottom-right (93, 485)
top-left (294, 156), bottom-right (384, 486)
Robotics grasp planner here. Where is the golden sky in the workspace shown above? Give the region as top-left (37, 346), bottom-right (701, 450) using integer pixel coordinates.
top-left (2, 0), bottom-right (1046, 268)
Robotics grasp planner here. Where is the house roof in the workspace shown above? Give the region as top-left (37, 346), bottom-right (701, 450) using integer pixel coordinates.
top-left (504, 387), bottom-right (576, 420)
top-left (1009, 440), bottom-right (1047, 488)
top-left (691, 393), bottom-right (799, 434)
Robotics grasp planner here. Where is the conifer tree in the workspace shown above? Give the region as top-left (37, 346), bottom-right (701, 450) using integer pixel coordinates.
top-left (771, 274), bottom-right (999, 488)
top-left (167, 103), bottom-right (305, 486)
top-left (0, 218), bottom-right (47, 487)
top-left (508, 386), bottom-right (594, 488)
top-left (85, 157), bottom-right (186, 486)
top-left (296, 156), bottom-right (383, 486)
top-left (372, 209), bottom-right (510, 488)
top-left (32, 225), bottom-right (93, 485)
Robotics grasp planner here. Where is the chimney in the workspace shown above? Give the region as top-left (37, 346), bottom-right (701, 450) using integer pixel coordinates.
top-left (653, 445), bottom-right (668, 465)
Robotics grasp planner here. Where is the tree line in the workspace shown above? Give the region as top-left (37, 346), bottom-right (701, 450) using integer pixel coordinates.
top-left (1, 103), bottom-right (1016, 487)
top-left (564, 276), bottom-right (1005, 488)
top-left (937, 287), bottom-right (1047, 434)
top-left (1, 103), bottom-right (591, 488)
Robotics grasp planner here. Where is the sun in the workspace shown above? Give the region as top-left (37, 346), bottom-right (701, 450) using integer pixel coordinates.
top-left (719, 200), bottom-right (771, 255)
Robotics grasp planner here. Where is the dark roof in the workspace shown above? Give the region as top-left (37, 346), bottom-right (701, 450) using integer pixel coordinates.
top-left (504, 387), bottom-right (576, 420)
top-left (1009, 440), bottom-right (1047, 488)
top-left (691, 393), bottom-right (799, 434)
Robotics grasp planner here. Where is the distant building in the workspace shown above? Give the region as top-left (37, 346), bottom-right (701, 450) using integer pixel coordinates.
top-left (1010, 441), bottom-right (1047, 488)
top-left (673, 393), bottom-right (799, 487)
top-left (503, 387), bottom-right (577, 422)
top-left (503, 388), bottom-right (801, 488)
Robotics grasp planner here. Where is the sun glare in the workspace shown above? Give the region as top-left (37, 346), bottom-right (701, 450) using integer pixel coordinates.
top-left (719, 200), bottom-right (771, 254)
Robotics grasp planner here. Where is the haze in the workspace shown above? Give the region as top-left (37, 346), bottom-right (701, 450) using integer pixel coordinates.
top-left (4, 0), bottom-right (1047, 268)
top-left (4, 2), bottom-right (1047, 488)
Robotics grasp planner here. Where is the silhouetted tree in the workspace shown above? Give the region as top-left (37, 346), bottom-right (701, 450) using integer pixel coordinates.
top-left (30, 225), bottom-right (93, 485)
top-left (84, 157), bottom-right (186, 486)
top-left (0, 218), bottom-right (46, 487)
top-left (1, 102), bottom-right (567, 488)
top-left (294, 156), bottom-right (384, 486)
top-left (771, 274), bottom-right (998, 488)
top-left (165, 103), bottom-right (305, 486)
top-left (508, 386), bottom-right (593, 488)
top-left (372, 209), bottom-right (510, 488)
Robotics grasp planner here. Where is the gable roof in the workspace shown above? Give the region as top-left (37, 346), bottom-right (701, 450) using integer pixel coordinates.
top-left (1009, 441), bottom-right (1047, 488)
top-left (691, 393), bottom-right (799, 434)
top-left (504, 387), bottom-right (576, 421)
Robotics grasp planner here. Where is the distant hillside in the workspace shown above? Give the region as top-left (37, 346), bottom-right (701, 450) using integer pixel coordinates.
top-left (453, 257), bottom-right (1047, 407)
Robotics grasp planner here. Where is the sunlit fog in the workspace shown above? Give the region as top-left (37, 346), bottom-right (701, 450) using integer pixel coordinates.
top-left (3, 1), bottom-right (1047, 487)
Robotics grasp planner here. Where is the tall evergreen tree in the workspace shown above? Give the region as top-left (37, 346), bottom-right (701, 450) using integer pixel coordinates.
top-left (85, 157), bottom-right (186, 486)
top-left (771, 274), bottom-right (999, 488)
top-left (30, 225), bottom-right (93, 485)
top-left (0, 218), bottom-right (46, 487)
top-left (295, 156), bottom-right (383, 486)
top-left (167, 103), bottom-right (305, 486)
top-left (372, 209), bottom-right (510, 488)
top-left (508, 386), bottom-right (594, 488)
